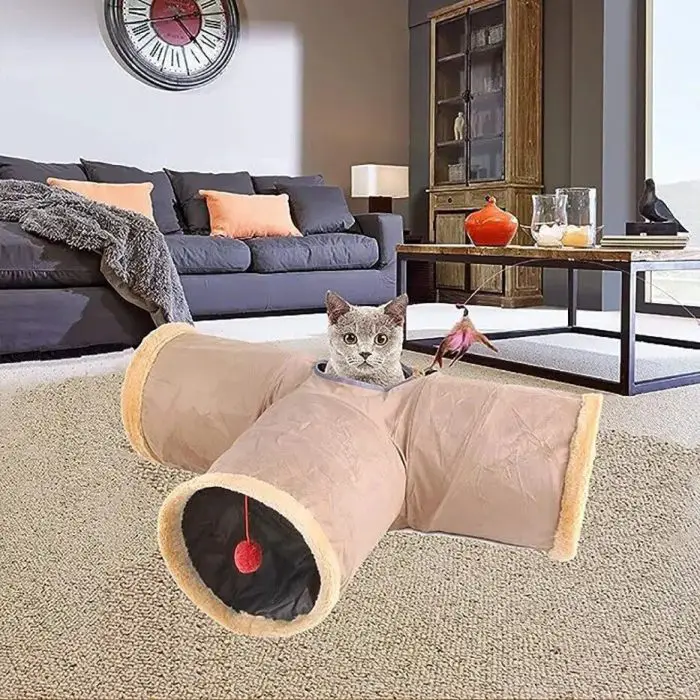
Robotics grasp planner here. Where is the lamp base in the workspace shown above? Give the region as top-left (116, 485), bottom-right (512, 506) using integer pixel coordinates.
top-left (368, 196), bottom-right (393, 214)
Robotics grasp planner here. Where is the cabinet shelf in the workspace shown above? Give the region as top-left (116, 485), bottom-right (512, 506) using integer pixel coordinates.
top-left (438, 91), bottom-right (502, 107)
top-left (436, 135), bottom-right (503, 148)
top-left (437, 96), bottom-right (465, 107)
top-left (471, 134), bottom-right (504, 144)
top-left (471, 89), bottom-right (503, 100)
top-left (436, 139), bottom-right (466, 148)
top-left (470, 42), bottom-right (504, 56)
top-left (437, 51), bottom-right (466, 64)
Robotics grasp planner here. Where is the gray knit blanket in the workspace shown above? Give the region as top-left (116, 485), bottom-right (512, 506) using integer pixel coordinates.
top-left (0, 179), bottom-right (192, 326)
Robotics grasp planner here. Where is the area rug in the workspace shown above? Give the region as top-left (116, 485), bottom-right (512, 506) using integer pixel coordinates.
top-left (0, 358), bottom-right (698, 699)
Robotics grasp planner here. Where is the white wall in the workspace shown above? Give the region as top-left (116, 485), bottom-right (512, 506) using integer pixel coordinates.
top-left (0, 0), bottom-right (409, 202)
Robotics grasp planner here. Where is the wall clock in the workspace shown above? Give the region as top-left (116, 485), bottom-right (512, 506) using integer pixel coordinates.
top-left (104, 0), bottom-right (241, 91)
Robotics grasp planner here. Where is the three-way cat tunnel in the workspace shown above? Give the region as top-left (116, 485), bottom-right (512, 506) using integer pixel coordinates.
top-left (122, 323), bottom-right (603, 637)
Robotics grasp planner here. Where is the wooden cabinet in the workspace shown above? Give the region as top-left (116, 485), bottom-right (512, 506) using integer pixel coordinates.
top-left (434, 213), bottom-right (467, 290)
top-left (403, 235), bottom-right (437, 303)
top-left (428, 0), bottom-right (543, 308)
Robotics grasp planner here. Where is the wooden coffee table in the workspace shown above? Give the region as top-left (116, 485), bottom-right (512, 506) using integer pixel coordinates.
top-left (396, 244), bottom-right (700, 395)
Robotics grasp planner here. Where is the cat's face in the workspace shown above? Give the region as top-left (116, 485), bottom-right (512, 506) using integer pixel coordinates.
top-left (325, 291), bottom-right (407, 380)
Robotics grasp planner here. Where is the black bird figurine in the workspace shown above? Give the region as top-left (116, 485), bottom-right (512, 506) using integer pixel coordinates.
top-left (638, 178), bottom-right (687, 232)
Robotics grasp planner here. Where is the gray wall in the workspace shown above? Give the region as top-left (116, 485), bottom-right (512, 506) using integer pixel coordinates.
top-left (409, 0), bottom-right (643, 310)
top-left (408, 3), bottom-right (441, 234)
top-left (545, 0), bottom-right (605, 310)
top-left (0, 0), bottom-right (409, 209)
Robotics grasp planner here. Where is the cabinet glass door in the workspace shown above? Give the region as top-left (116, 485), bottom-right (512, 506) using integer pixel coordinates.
top-left (434, 16), bottom-right (468, 186)
top-left (468, 2), bottom-right (505, 183)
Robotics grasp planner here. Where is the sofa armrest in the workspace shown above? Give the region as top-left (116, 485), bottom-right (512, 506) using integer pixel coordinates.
top-left (354, 213), bottom-right (404, 268)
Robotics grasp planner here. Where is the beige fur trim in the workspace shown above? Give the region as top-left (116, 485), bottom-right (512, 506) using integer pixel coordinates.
top-left (158, 473), bottom-right (342, 638)
top-left (549, 393), bottom-right (604, 561)
top-left (121, 323), bottom-right (195, 463)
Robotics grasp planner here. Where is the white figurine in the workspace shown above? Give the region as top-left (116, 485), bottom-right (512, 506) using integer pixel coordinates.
top-left (453, 112), bottom-right (465, 141)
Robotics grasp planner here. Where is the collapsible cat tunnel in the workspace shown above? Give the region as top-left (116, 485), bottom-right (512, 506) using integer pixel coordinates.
top-left (122, 323), bottom-right (603, 638)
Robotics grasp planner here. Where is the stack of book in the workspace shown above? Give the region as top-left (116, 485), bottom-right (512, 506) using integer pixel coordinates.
top-left (600, 234), bottom-right (690, 250)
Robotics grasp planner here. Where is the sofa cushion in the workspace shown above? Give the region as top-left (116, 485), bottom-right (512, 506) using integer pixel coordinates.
top-left (165, 169), bottom-right (255, 234)
top-left (0, 221), bottom-right (102, 289)
top-left (166, 234), bottom-right (251, 274)
top-left (199, 190), bottom-right (301, 239)
top-left (47, 178), bottom-right (156, 220)
top-left (81, 159), bottom-right (182, 235)
top-left (276, 183), bottom-right (355, 235)
top-left (252, 174), bottom-right (324, 195)
top-left (246, 233), bottom-right (378, 273)
top-left (0, 155), bottom-right (87, 183)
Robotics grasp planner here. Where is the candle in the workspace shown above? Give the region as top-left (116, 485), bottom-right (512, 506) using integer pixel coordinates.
top-left (534, 223), bottom-right (565, 248)
top-left (562, 225), bottom-right (593, 248)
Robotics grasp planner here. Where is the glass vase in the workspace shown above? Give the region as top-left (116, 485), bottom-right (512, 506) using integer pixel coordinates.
top-left (555, 187), bottom-right (597, 247)
top-left (530, 194), bottom-right (568, 248)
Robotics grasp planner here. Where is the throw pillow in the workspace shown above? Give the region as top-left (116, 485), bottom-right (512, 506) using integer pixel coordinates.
top-left (199, 190), bottom-right (302, 239)
top-left (276, 184), bottom-right (355, 235)
top-left (81, 159), bottom-right (182, 234)
top-left (165, 169), bottom-right (255, 234)
top-left (0, 155), bottom-right (87, 182)
top-left (252, 174), bottom-right (325, 195)
top-left (46, 178), bottom-right (155, 220)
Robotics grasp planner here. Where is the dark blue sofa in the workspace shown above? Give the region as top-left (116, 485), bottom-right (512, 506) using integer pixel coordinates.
top-left (0, 157), bottom-right (402, 358)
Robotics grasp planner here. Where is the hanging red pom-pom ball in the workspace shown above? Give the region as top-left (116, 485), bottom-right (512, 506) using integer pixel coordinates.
top-left (233, 495), bottom-right (262, 574)
top-left (233, 539), bottom-right (263, 574)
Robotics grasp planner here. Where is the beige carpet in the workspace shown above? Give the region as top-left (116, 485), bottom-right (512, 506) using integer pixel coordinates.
top-left (0, 353), bottom-right (699, 699)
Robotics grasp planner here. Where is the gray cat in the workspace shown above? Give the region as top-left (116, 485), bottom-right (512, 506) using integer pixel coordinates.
top-left (324, 291), bottom-right (408, 389)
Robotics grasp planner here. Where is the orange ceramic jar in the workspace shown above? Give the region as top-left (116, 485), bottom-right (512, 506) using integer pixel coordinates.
top-left (465, 196), bottom-right (519, 246)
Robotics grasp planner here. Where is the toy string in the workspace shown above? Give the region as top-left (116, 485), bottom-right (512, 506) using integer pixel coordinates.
top-left (244, 495), bottom-right (251, 543)
top-left (462, 258), bottom-right (700, 327)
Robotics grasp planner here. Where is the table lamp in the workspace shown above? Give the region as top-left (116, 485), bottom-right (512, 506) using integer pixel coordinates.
top-left (351, 164), bottom-right (409, 214)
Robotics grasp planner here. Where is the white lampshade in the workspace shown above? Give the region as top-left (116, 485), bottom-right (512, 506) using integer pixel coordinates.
top-left (351, 164), bottom-right (409, 199)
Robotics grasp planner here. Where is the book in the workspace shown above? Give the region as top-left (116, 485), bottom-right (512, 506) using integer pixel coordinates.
top-left (600, 234), bottom-right (689, 249)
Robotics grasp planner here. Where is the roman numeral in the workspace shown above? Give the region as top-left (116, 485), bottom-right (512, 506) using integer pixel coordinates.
top-left (184, 44), bottom-right (203, 66)
top-left (203, 16), bottom-right (220, 31)
top-left (184, 42), bottom-right (211, 69)
top-left (149, 40), bottom-right (166, 63)
top-left (127, 6), bottom-right (148, 17)
top-left (199, 0), bottom-right (218, 10)
top-left (131, 20), bottom-right (150, 38)
top-left (137, 31), bottom-right (157, 51)
top-left (200, 33), bottom-right (219, 50)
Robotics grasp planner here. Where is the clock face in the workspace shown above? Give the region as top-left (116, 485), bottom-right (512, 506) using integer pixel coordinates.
top-left (104, 0), bottom-right (240, 91)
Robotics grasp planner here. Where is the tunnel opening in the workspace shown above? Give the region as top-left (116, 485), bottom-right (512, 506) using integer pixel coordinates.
top-left (181, 487), bottom-right (321, 620)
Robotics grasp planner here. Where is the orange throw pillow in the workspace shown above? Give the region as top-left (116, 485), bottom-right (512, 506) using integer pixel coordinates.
top-left (199, 189), bottom-right (302, 239)
top-left (46, 178), bottom-right (155, 220)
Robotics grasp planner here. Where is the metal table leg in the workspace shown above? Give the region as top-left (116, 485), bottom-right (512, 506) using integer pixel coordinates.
top-left (396, 255), bottom-right (408, 297)
top-left (397, 255), bottom-right (408, 342)
top-left (620, 265), bottom-right (637, 395)
top-left (568, 268), bottom-right (578, 328)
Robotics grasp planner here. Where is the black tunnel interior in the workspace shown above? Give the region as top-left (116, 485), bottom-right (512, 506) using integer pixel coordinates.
top-left (182, 487), bottom-right (321, 621)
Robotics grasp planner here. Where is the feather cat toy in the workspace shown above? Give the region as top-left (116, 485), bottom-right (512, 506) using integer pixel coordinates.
top-left (429, 304), bottom-right (498, 370)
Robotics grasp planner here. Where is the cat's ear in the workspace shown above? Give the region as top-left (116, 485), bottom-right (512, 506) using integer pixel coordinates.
top-left (384, 294), bottom-right (408, 326)
top-left (326, 291), bottom-right (351, 324)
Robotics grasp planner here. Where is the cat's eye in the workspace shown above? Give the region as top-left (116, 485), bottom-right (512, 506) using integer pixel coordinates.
top-left (343, 333), bottom-right (358, 345)
top-left (375, 333), bottom-right (389, 346)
